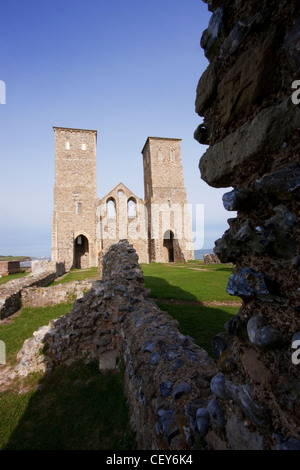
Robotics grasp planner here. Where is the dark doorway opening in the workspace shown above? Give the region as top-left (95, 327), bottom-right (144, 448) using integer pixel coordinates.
top-left (163, 230), bottom-right (175, 262)
top-left (74, 234), bottom-right (89, 269)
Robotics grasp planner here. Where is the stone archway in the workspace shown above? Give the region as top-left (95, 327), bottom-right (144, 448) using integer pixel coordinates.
top-left (163, 230), bottom-right (174, 262)
top-left (74, 234), bottom-right (89, 269)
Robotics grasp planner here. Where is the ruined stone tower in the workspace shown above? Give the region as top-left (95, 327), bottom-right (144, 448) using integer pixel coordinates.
top-left (142, 137), bottom-right (194, 262)
top-left (51, 130), bottom-right (194, 269)
top-left (52, 127), bottom-right (98, 270)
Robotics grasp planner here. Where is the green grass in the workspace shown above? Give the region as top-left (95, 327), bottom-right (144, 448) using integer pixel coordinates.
top-left (0, 303), bottom-right (73, 364)
top-left (1, 361), bottom-right (135, 450)
top-left (0, 272), bottom-right (29, 286)
top-left (141, 261), bottom-right (239, 302)
top-left (157, 303), bottom-right (239, 357)
top-left (49, 267), bottom-right (99, 285)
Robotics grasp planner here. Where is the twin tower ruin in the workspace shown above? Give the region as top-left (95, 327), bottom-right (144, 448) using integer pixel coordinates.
top-left (51, 127), bottom-right (194, 270)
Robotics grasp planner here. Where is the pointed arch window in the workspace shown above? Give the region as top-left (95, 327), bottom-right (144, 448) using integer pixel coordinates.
top-left (107, 198), bottom-right (116, 219)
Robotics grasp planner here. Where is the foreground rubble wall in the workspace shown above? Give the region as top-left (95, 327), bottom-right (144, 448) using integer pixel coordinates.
top-left (194, 0), bottom-right (300, 449)
top-left (15, 240), bottom-right (217, 450)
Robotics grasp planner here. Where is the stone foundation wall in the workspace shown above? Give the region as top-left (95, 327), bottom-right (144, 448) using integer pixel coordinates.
top-left (14, 241), bottom-right (217, 450)
top-left (0, 261), bottom-right (20, 276)
top-left (21, 280), bottom-right (93, 308)
top-left (194, 0), bottom-right (300, 450)
top-left (0, 272), bottom-right (58, 320)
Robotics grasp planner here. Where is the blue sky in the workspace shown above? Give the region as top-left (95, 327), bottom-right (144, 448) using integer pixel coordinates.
top-left (0, 0), bottom-right (236, 257)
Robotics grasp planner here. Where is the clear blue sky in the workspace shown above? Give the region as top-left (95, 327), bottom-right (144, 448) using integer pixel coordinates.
top-left (0, 0), bottom-right (236, 257)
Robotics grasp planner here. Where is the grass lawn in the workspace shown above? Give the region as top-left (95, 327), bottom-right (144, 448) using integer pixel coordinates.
top-left (0, 272), bottom-right (29, 286)
top-left (141, 260), bottom-right (239, 303)
top-left (49, 267), bottom-right (99, 285)
top-left (1, 361), bottom-right (135, 450)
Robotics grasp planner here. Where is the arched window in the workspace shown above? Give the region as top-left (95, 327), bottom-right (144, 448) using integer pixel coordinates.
top-left (107, 198), bottom-right (116, 219)
top-left (66, 141), bottom-right (70, 150)
top-left (128, 198), bottom-right (136, 218)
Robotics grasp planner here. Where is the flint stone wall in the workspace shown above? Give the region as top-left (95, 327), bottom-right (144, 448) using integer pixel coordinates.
top-left (0, 261), bottom-right (20, 276)
top-left (194, 0), bottom-right (300, 450)
top-left (14, 240), bottom-right (217, 450)
top-left (21, 280), bottom-right (93, 308)
top-left (0, 271), bottom-right (58, 320)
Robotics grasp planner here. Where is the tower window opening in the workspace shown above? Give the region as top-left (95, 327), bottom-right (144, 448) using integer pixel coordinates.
top-left (82, 144), bottom-right (86, 150)
top-left (78, 202), bottom-right (82, 214)
top-left (66, 142), bottom-right (70, 150)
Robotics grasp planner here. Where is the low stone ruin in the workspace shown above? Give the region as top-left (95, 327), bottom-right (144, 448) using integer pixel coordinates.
top-left (15, 240), bottom-right (217, 449)
top-left (0, 271), bottom-right (58, 320)
top-left (203, 253), bottom-right (220, 264)
top-left (13, 237), bottom-right (300, 449)
top-left (21, 280), bottom-right (93, 308)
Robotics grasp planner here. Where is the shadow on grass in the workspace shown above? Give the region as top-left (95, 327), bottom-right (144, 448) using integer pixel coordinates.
top-left (2, 360), bottom-right (136, 450)
top-left (144, 275), bottom-right (199, 302)
top-left (156, 302), bottom-right (239, 357)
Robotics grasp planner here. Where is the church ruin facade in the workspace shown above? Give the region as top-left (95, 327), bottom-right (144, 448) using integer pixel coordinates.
top-left (51, 127), bottom-right (194, 270)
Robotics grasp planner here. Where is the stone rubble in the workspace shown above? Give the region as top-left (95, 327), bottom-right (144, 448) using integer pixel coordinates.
top-left (194, 0), bottom-right (300, 450)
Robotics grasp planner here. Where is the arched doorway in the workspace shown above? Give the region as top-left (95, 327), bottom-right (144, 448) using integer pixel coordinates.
top-left (74, 234), bottom-right (89, 269)
top-left (163, 230), bottom-right (174, 262)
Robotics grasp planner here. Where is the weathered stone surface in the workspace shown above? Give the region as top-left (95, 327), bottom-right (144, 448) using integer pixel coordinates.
top-left (199, 98), bottom-right (300, 188)
top-left (200, 7), bottom-right (225, 60)
top-left (241, 350), bottom-right (272, 387)
top-left (226, 413), bottom-right (264, 450)
top-left (196, 408), bottom-right (210, 434)
top-left (217, 28), bottom-right (279, 126)
top-left (205, 431), bottom-right (227, 450)
top-left (255, 163), bottom-right (300, 198)
top-left (21, 280), bottom-right (93, 308)
top-left (226, 268), bottom-right (269, 298)
top-left (196, 0), bottom-right (300, 450)
top-left (219, 12), bottom-right (264, 60)
top-left (222, 188), bottom-right (254, 212)
top-left (210, 372), bottom-right (230, 400)
top-left (207, 397), bottom-right (225, 428)
top-left (224, 382), bottom-right (267, 427)
top-left (211, 334), bottom-right (227, 360)
top-left (195, 61), bottom-right (220, 116)
top-left (203, 253), bottom-right (220, 264)
top-left (284, 16), bottom-right (300, 73)
top-left (247, 315), bottom-right (285, 349)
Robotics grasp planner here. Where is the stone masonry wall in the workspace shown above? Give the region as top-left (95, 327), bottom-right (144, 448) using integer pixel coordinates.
top-left (14, 241), bottom-right (217, 450)
top-left (21, 280), bottom-right (93, 308)
top-left (194, 0), bottom-right (300, 449)
top-left (0, 271), bottom-right (58, 320)
top-left (0, 261), bottom-right (20, 276)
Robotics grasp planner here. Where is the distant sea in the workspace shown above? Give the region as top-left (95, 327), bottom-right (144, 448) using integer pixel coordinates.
top-left (194, 249), bottom-right (214, 260)
top-left (19, 252), bottom-right (211, 267)
top-left (20, 256), bottom-right (50, 268)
